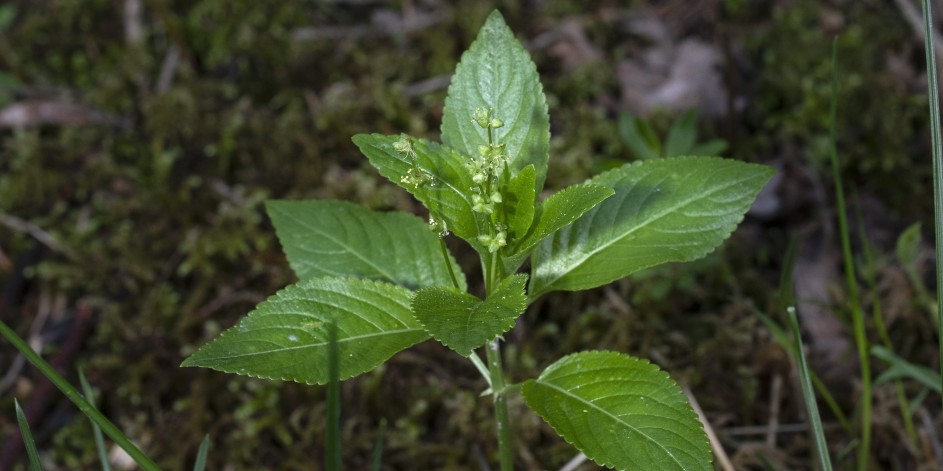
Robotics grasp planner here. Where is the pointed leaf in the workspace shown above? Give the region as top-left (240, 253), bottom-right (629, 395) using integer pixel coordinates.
top-left (181, 278), bottom-right (428, 385)
top-left (517, 183), bottom-right (614, 254)
top-left (352, 134), bottom-right (488, 250)
top-left (664, 109), bottom-right (699, 157)
top-left (530, 157), bottom-right (774, 297)
top-left (522, 351), bottom-right (711, 471)
top-left (412, 274), bottom-right (528, 356)
top-left (872, 346), bottom-right (942, 393)
top-left (689, 139), bottom-right (728, 157)
top-left (268, 199), bottom-right (465, 291)
top-left (441, 10), bottom-right (550, 191)
top-left (504, 164), bottom-right (537, 242)
top-left (618, 112), bottom-right (661, 160)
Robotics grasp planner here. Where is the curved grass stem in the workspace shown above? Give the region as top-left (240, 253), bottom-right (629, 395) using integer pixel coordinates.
top-left (0, 320), bottom-right (162, 471)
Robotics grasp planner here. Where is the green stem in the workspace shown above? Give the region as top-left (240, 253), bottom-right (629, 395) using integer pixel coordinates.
top-left (439, 238), bottom-right (461, 290)
top-left (481, 247), bottom-right (512, 470)
top-left (0, 320), bottom-right (162, 471)
top-left (920, 0), bottom-right (943, 411)
top-left (827, 40), bottom-right (871, 470)
top-left (486, 339), bottom-right (513, 471)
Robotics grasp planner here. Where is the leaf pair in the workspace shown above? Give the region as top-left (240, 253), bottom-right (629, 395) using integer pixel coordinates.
top-left (182, 200), bottom-right (527, 382)
top-left (182, 200), bottom-right (467, 384)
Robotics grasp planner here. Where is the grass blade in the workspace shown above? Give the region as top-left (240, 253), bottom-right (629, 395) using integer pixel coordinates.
top-left (0, 321), bottom-right (161, 471)
top-left (325, 317), bottom-right (341, 471)
top-left (920, 0), bottom-right (943, 407)
top-left (192, 435), bottom-right (211, 471)
top-left (826, 38), bottom-right (871, 469)
top-left (370, 419), bottom-right (387, 471)
top-left (787, 309), bottom-right (834, 471)
top-left (856, 208), bottom-right (920, 446)
top-left (78, 368), bottom-right (112, 471)
top-left (15, 398), bottom-right (44, 471)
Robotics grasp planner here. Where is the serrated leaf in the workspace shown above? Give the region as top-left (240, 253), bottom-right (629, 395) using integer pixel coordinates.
top-left (441, 10), bottom-right (550, 192)
top-left (181, 277), bottom-right (428, 385)
top-left (504, 165), bottom-right (537, 241)
top-left (412, 274), bottom-right (528, 356)
top-left (517, 183), bottom-right (614, 254)
top-left (501, 183), bottom-right (613, 275)
top-left (352, 134), bottom-right (488, 251)
top-left (530, 157), bottom-right (774, 297)
top-left (267, 200), bottom-right (465, 291)
top-left (522, 351), bottom-right (711, 471)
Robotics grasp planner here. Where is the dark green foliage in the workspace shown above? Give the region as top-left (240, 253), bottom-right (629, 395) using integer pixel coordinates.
top-left (1, 0), bottom-right (938, 468)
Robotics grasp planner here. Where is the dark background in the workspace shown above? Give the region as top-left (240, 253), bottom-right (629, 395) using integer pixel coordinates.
top-left (0, 0), bottom-right (940, 469)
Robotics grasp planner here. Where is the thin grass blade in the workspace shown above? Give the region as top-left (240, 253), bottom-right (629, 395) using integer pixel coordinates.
top-left (920, 0), bottom-right (943, 405)
top-left (826, 38), bottom-right (871, 469)
top-left (79, 368), bottom-right (111, 471)
top-left (192, 435), bottom-right (210, 471)
top-left (787, 309), bottom-right (834, 471)
top-left (0, 321), bottom-right (161, 471)
top-left (15, 398), bottom-right (44, 471)
top-left (370, 419), bottom-right (386, 471)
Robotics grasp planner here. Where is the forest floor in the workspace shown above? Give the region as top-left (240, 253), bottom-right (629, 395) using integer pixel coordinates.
top-left (0, 0), bottom-right (941, 469)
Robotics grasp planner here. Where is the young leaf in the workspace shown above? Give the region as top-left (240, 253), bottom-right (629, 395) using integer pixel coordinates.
top-left (412, 274), bottom-right (528, 356)
top-left (352, 133), bottom-right (487, 248)
top-left (689, 139), bottom-right (728, 158)
top-left (267, 199), bottom-right (465, 291)
top-left (522, 351), bottom-right (711, 471)
top-left (181, 277), bottom-right (428, 384)
top-left (664, 109), bottom-right (699, 158)
top-left (500, 182), bottom-right (614, 274)
top-left (618, 112), bottom-right (661, 160)
top-left (441, 10), bottom-right (550, 192)
top-left (515, 183), bottom-right (614, 254)
top-left (530, 156), bottom-right (774, 297)
top-left (504, 164), bottom-right (537, 241)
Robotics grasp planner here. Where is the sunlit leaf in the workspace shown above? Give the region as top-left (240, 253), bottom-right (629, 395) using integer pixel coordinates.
top-left (412, 274), bottom-right (528, 356)
top-left (522, 351), bottom-right (711, 471)
top-left (441, 10), bottom-right (550, 192)
top-left (530, 156), bottom-right (773, 297)
top-left (182, 277), bottom-right (428, 385)
top-left (267, 199), bottom-right (464, 291)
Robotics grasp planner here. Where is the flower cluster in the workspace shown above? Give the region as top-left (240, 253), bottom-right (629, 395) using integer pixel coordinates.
top-left (393, 135), bottom-right (432, 189)
top-left (392, 135), bottom-right (448, 237)
top-left (468, 107), bottom-right (509, 253)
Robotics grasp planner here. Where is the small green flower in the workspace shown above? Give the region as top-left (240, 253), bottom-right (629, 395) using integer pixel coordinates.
top-left (471, 194), bottom-right (494, 214)
top-left (392, 135), bottom-right (412, 154)
top-left (428, 217), bottom-right (449, 237)
top-left (477, 231), bottom-right (507, 253)
top-left (472, 107), bottom-right (491, 128)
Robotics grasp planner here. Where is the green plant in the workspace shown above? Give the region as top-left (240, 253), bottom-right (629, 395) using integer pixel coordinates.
top-left (617, 109), bottom-right (728, 161)
top-left (182, 11), bottom-right (773, 470)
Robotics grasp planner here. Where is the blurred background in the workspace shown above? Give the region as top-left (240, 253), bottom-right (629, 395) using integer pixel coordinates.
top-left (0, 0), bottom-right (941, 469)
